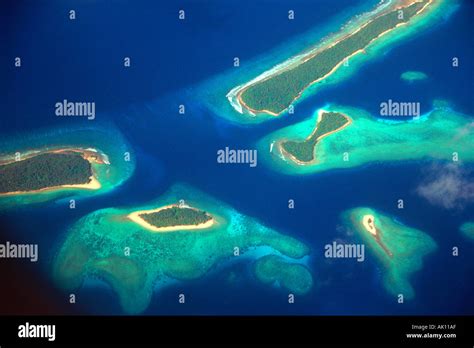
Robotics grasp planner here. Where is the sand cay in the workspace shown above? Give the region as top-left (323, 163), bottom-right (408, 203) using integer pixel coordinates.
top-left (362, 214), bottom-right (377, 236)
top-left (127, 204), bottom-right (216, 232)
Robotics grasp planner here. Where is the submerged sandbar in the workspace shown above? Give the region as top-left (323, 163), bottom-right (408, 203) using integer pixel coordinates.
top-left (460, 222), bottom-right (474, 240)
top-left (400, 70), bottom-right (428, 82)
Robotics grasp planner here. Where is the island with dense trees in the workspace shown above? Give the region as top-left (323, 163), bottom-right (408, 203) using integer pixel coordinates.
top-left (231, 0), bottom-right (432, 116)
top-left (280, 111), bottom-right (351, 164)
top-left (0, 148), bottom-right (105, 195)
top-left (258, 102), bottom-right (474, 175)
top-left (53, 184), bottom-right (312, 314)
top-left (128, 204), bottom-right (215, 232)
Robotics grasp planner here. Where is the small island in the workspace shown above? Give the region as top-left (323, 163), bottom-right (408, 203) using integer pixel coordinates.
top-left (53, 184), bottom-right (312, 314)
top-left (362, 214), bottom-right (377, 236)
top-left (400, 70), bottom-right (428, 82)
top-left (0, 126), bottom-right (135, 209)
top-left (259, 103), bottom-right (474, 175)
top-left (279, 110), bottom-right (351, 164)
top-left (127, 204), bottom-right (214, 232)
top-left (254, 255), bottom-right (313, 295)
top-left (361, 214), bottom-right (393, 258)
top-left (342, 207), bottom-right (437, 299)
top-left (0, 148), bottom-right (106, 195)
top-left (231, 0), bottom-right (433, 116)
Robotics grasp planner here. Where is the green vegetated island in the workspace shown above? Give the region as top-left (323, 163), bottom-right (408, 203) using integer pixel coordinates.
top-left (128, 204), bottom-right (214, 232)
top-left (341, 207), bottom-right (437, 299)
top-left (233, 0), bottom-right (433, 116)
top-left (261, 103), bottom-right (474, 175)
top-left (0, 127), bottom-right (135, 208)
top-left (141, 206), bottom-right (211, 228)
top-left (0, 149), bottom-right (104, 195)
top-left (53, 184), bottom-right (313, 314)
top-left (460, 222), bottom-right (474, 240)
top-left (400, 70), bottom-right (428, 82)
top-left (280, 111), bottom-right (350, 164)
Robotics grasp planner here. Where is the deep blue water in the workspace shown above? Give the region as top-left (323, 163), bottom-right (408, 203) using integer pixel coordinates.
top-left (1, 0), bottom-right (473, 315)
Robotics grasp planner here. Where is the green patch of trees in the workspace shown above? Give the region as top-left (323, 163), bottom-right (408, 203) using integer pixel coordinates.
top-left (281, 112), bottom-right (349, 162)
top-left (140, 207), bottom-right (212, 228)
top-left (0, 153), bottom-right (92, 193)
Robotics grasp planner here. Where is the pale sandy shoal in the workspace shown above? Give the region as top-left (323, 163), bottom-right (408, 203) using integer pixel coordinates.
top-left (362, 214), bottom-right (377, 236)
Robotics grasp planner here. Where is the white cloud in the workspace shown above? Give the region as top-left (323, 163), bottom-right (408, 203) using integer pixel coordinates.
top-left (416, 163), bottom-right (474, 210)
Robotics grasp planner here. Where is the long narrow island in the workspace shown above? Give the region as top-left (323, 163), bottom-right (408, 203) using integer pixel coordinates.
top-left (0, 148), bottom-right (107, 196)
top-left (279, 110), bottom-right (351, 164)
top-left (229, 0), bottom-right (434, 116)
top-left (127, 204), bottom-right (215, 232)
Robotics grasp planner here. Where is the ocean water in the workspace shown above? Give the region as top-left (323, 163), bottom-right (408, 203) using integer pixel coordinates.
top-left (1, 0), bottom-right (473, 315)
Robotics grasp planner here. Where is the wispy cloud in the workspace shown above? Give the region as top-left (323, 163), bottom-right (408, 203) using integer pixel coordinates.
top-left (453, 121), bottom-right (474, 141)
top-left (416, 163), bottom-right (474, 210)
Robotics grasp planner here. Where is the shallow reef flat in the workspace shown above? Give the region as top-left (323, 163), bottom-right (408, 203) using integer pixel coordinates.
top-left (254, 255), bottom-right (313, 295)
top-left (53, 184), bottom-right (312, 314)
top-left (259, 103), bottom-right (474, 175)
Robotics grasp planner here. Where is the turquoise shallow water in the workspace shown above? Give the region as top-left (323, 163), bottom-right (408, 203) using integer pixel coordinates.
top-left (52, 184), bottom-right (311, 314)
top-left (0, 124), bottom-right (135, 208)
top-left (258, 102), bottom-right (474, 175)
